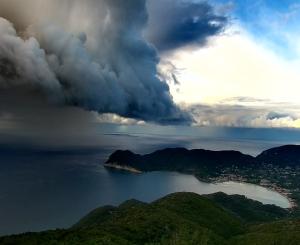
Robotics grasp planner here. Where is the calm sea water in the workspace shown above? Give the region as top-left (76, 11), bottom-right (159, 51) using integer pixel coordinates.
top-left (0, 144), bottom-right (290, 236)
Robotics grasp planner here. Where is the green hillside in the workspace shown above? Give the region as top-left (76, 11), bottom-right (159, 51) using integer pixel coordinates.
top-left (205, 192), bottom-right (289, 223)
top-left (0, 192), bottom-right (298, 245)
top-left (230, 220), bottom-right (300, 245)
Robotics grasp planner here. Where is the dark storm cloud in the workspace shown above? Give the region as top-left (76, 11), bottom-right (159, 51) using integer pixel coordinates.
top-left (0, 0), bottom-right (192, 125)
top-left (146, 0), bottom-right (228, 52)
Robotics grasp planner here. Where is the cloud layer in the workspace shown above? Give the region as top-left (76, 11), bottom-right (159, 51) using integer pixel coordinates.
top-left (0, 0), bottom-right (193, 124)
top-left (186, 98), bottom-right (300, 128)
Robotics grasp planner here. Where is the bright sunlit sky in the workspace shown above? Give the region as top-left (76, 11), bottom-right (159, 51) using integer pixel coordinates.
top-left (167, 0), bottom-right (300, 102)
top-left (158, 0), bottom-right (300, 127)
top-left (165, 1), bottom-right (300, 104)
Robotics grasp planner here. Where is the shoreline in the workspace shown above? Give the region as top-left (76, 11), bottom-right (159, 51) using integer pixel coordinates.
top-left (204, 176), bottom-right (297, 210)
top-left (104, 163), bottom-right (143, 174)
top-left (104, 165), bottom-right (297, 209)
top-left (259, 183), bottom-right (297, 209)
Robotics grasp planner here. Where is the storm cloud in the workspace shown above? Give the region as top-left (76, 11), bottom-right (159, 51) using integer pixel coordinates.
top-left (146, 0), bottom-right (228, 52)
top-left (0, 0), bottom-right (193, 124)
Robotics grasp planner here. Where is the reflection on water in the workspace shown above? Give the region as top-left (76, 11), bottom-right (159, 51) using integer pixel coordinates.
top-left (0, 151), bottom-right (290, 236)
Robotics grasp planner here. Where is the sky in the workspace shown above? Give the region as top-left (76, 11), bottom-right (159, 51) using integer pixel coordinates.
top-left (0, 0), bottom-right (300, 146)
top-left (160, 0), bottom-right (300, 128)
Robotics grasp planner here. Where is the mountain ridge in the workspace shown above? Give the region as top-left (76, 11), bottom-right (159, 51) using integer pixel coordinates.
top-left (1, 192), bottom-right (296, 244)
top-left (105, 145), bottom-right (300, 172)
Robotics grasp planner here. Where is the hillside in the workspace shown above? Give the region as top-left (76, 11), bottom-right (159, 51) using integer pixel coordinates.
top-left (256, 145), bottom-right (300, 166)
top-left (0, 192), bottom-right (297, 245)
top-left (205, 192), bottom-right (289, 223)
top-left (231, 220), bottom-right (300, 245)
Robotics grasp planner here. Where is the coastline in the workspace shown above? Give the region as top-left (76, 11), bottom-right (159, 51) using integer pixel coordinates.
top-left (206, 176), bottom-right (297, 209)
top-left (104, 163), bottom-right (143, 174)
top-left (259, 183), bottom-right (297, 209)
top-left (103, 165), bottom-right (297, 209)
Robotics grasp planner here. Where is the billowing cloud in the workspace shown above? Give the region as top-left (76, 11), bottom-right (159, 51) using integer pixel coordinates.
top-left (185, 100), bottom-right (300, 128)
top-left (146, 0), bottom-right (228, 52)
top-left (0, 18), bottom-right (63, 101)
top-left (0, 0), bottom-right (192, 125)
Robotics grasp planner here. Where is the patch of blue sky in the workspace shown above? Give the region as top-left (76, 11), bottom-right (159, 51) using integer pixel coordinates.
top-left (211, 0), bottom-right (300, 60)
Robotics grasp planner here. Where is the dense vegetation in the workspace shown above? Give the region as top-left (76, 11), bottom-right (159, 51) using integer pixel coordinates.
top-left (257, 145), bottom-right (300, 166)
top-left (205, 192), bottom-right (289, 223)
top-left (1, 192), bottom-right (298, 244)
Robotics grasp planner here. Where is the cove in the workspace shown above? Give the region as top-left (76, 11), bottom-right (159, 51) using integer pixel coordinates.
top-left (0, 156), bottom-right (290, 236)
